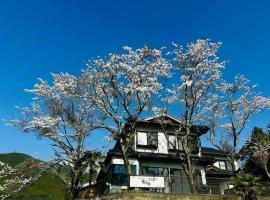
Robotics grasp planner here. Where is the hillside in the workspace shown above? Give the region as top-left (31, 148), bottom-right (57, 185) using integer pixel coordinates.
top-left (0, 152), bottom-right (32, 167)
top-left (9, 173), bottom-right (66, 200)
top-left (0, 152), bottom-right (67, 200)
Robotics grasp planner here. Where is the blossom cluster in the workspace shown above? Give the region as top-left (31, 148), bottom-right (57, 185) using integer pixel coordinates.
top-left (166, 39), bottom-right (225, 124)
top-left (210, 75), bottom-right (270, 139)
top-left (0, 161), bottom-right (37, 200)
top-left (83, 45), bottom-right (171, 134)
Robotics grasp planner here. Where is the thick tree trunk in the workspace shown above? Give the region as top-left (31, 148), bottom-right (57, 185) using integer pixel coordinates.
top-left (120, 142), bottom-right (132, 189)
top-left (70, 170), bottom-right (83, 200)
top-left (69, 137), bottom-right (84, 200)
top-left (231, 127), bottom-right (238, 176)
top-left (228, 155), bottom-right (237, 176)
top-left (188, 173), bottom-right (197, 194)
top-left (70, 158), bottom-right (84, 199)
top-left (180, 126), bottom-right (197, 194)
top-left (186, 156), bottom-right (197, 194)
top-left (232, 162), bottom-right (237, 176)
top-left (70, 187), bottom-right (80, 200)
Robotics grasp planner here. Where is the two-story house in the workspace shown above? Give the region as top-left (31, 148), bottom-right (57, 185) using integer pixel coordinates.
top-left (96, 114), bottom-right (235, 195)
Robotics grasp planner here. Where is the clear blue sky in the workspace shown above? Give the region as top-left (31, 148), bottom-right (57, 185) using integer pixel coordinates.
top-left (0, 0), bottom-right (270, 160)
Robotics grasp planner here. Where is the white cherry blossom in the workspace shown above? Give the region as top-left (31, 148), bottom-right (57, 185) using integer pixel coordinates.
top-left (207, 75), bottom-right (270, 174)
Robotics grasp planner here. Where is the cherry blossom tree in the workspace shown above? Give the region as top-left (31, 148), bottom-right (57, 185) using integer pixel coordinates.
top-left (9, 73), bottom-right (102, 200)
top-left (166, 39), bottom-right (225, 193)
top-left (0, 161), bottom-right (17, 200)
top-left (207, 75), bottom-right (270, 175)
top-left (83, 45), bottom-right (171, 188)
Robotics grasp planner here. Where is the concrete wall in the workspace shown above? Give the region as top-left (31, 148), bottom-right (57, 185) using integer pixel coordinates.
top-left (85, 192), bottom-right (270, 200)
top-left (100, 192), bottom-right (240, 200)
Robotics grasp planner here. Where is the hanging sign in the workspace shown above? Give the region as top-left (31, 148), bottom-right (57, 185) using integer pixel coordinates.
top-left (130, 176), bottom-right (165, 188)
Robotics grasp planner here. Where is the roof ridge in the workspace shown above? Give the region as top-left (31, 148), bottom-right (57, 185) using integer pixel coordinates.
top-left (143, 113), bottom-right (181, 124)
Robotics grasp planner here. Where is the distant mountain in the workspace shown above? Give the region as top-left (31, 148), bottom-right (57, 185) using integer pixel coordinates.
top-left (0, 152), bottom-right (66, 200)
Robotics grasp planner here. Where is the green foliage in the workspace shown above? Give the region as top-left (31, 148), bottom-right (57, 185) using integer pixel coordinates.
top-left (240, 127), bottom-right (270, 181)
top-left (230, 173), bottom-right (262, 200)
top-left (251, 127), bottom-right (270, 144)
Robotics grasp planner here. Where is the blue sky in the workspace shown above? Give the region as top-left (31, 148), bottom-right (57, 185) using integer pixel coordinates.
top-left (0, 0), bottom-right (270, 160)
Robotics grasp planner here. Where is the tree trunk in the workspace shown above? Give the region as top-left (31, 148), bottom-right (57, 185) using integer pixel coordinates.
top-left (188, 173), bottom-right (197, 194)
top-left (120, 142), bottom-right (132, 189)
top-left (70, 187), bottom-right (80, 200)
top-left (181, 126), bottom-right (197, 194)
top-left (70, 164), bottom-right (84, 199)
top-left (228, 156), bottom-right (237, 176)
top-left (70, 172), bottom-right (82, 200)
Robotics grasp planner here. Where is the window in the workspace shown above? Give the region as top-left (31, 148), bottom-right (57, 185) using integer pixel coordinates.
top-left (111, 164), bottom-right (136, 186)
top-left (219, 161), bottom-right (226, 170)
top-left (187, 135), bottom-right (199, 153)
top-left (137, 131), bottom-right (158, 148)
top-left (140, 166), bottom-right (168, 176)
top-left (147, 132), bottom-right (158, 148)
top-left (214, 161), bottom-right (227, 170)
top-left (137, 132), bottom-right (147, 146)
top-left (168, 135), bottom-right (177, 150)
top-left (140, 166), bottom-right (191, 194)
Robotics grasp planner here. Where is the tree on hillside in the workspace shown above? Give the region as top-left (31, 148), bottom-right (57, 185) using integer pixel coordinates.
top-left (166, 39), bottom-right (225, 193)
top-left (207, 75), bottom-right (270, 175)
top-left (9, 73), bottom-right (103, 200)
top-left (0, 159), bottom-right (44, 200)
top-left (83, 46), bottom-right (171, 188)
top-left (241, 127), bottom-right (270, 180)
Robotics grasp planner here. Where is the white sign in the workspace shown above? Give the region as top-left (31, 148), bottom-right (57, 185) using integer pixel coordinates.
top-left (130, 176), bottom-right (165, 188)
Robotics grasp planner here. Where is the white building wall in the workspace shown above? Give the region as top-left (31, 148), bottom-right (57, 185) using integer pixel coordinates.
top-left (158, 132), bottom-right (168, 154)
top-left (219, 181), bottom-right (229, 194)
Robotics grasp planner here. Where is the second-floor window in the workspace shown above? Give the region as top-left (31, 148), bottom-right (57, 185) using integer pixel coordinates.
top-left (168, 135), bottom-right (177, 150)
top-left (215, 160), bottom-right (227, 170)
top-left (137, 131), bottom-right (158, 148)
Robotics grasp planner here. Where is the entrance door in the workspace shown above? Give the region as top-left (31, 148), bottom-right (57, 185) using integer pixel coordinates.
top-left (169, 168), bottom-right (182, 193)
top-left (169, 168), bottom-right (191, 194)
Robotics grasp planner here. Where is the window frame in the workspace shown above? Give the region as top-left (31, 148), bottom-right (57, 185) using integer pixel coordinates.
top-left (136, 131), bottom-right (158, 149)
